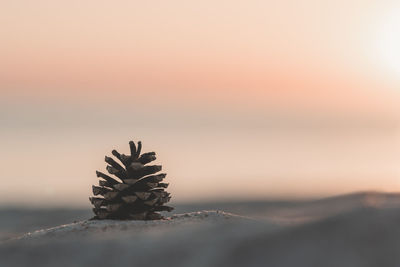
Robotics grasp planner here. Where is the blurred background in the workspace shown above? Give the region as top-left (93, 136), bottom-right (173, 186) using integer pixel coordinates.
top-left (0, 0), bottom-right (399, 237)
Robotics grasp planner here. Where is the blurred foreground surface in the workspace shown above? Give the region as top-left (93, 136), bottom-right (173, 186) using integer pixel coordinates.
top-left (1, 192), bottom-right (400, 267)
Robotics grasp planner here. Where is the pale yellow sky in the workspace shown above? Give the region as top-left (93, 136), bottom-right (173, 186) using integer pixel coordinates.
top-left (1, 0), bottom-right (399, 105)
top-left (0, 0), bottom-right (399, 206)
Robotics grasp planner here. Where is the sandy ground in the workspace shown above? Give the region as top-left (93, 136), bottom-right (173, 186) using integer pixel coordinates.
top-left (1, 192), bottom-right (400, 267)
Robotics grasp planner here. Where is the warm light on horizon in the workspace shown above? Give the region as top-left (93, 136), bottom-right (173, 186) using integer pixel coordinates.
top-left (375, 6), bottom-right (400, 79)
top-left (0, 0), bottom-right (399, 206)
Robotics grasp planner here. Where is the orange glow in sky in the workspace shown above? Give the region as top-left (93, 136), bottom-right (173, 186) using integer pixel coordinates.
top-left (0, 0), bottom-right (399, 206)
top-left (1, 0), bottom-right (399, 105)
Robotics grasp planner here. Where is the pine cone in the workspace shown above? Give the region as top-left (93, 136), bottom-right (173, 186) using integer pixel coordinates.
top-left (90, 140), bottom-right (173, 220)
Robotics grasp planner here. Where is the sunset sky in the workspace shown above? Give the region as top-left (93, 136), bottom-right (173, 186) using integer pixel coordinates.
top-left (1, 0), bottom-right (399, 207)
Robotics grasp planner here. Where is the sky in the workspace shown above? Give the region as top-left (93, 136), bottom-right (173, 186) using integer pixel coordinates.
top-left (0, 0), bottom-right (399, 207)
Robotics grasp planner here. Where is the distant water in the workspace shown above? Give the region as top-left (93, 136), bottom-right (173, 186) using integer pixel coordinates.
top-left (1, 113), bottom-right (399, 206)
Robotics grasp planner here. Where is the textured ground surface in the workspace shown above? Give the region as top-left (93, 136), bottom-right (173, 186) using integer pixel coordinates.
top-left (1, 193), bottom-right (400, 267)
